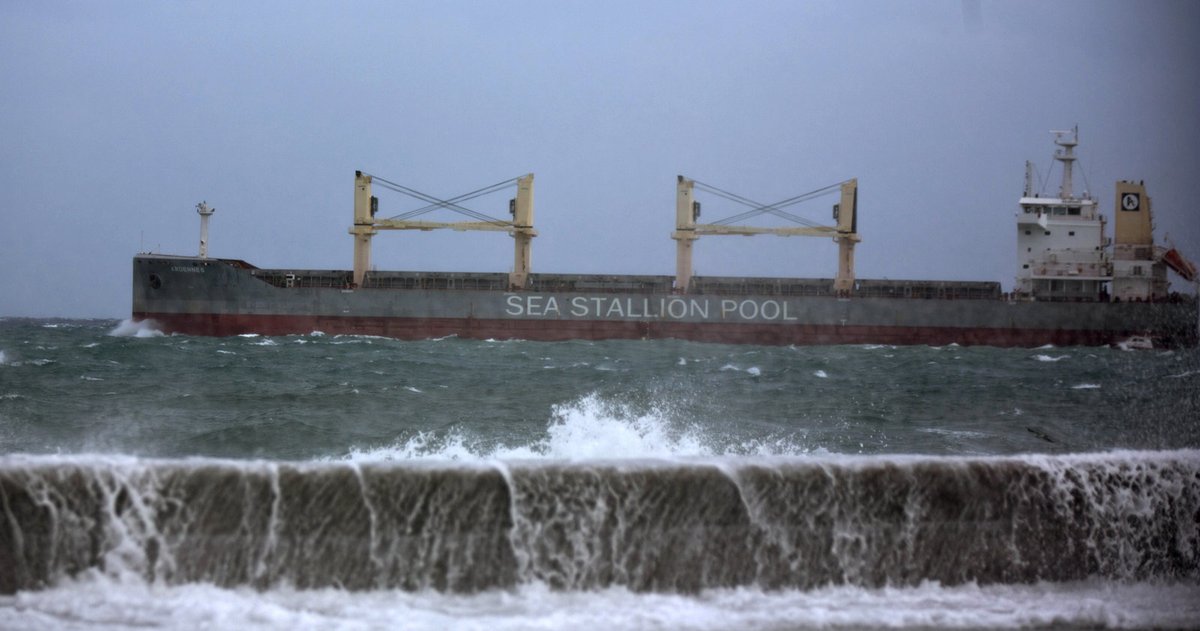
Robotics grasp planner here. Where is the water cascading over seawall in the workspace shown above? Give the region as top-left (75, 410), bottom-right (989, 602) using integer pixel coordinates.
top-left (2, 452), bottom-right (1197, 594)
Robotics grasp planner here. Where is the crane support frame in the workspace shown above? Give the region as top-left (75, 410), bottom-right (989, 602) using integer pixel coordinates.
top-left (350, 172), bottom-right (536, 289)
top-left (671, 176), bottom-right (860, 293)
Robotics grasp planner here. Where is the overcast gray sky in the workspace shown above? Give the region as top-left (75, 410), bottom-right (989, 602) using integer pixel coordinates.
top-left (2, 0), bottom-right (1197, 318)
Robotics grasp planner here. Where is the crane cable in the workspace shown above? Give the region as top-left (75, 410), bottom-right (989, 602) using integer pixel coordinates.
top-left (690, 178), bottom-right (849, 228)
top-left (367, 174), bottom-right (522, 226)
top-left (388, 176), bottom-right (522, 220)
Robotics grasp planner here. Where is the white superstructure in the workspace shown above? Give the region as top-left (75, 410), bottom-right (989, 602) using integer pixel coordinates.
top-left (1014, 127), bottom-right (1197, 304)
top-left (1015, 127), bottom-right (1110, 301)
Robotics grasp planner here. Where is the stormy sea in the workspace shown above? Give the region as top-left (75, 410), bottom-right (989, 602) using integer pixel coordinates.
top-left (1, 317), bottom-right (1198, 630)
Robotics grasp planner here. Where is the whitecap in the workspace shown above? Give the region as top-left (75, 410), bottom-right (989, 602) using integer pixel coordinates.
top-left (746, 366), bottom-right (762, 376)
top-left (1033, 354), bottom-right (1069, 362)
top-left (404, 386), bottom-right (423, 394)
top-left (1072, 383), bottom-right (1101, 390)
top-left (814, 370), bottom-right (828, 378)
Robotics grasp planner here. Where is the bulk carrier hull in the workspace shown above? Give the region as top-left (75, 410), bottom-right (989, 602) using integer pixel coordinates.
top-left (132, 255), bottom-right (1198, 348)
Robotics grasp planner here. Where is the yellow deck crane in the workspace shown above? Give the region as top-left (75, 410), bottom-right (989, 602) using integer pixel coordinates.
top-left (671, 176), bottom-right (860, 294)
top-left (349, 171), bottom-right (536, 289)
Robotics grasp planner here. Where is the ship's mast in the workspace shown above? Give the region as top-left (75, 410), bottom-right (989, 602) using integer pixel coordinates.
top-left (1052, 126), bottom-right (1078, 199)
top-left (196, 201), bottom-right (215, 258)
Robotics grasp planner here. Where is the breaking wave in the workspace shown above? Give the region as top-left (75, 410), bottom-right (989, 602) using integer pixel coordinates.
top-left (342, 394), bottom-right (805, 462)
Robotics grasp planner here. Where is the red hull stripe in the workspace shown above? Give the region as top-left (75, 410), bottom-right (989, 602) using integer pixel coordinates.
top-left (133, 312), bottom-right (1124, 347)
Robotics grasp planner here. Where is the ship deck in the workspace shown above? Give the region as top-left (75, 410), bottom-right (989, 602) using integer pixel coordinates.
top-left (243, 264), bottom-right (1004, 301)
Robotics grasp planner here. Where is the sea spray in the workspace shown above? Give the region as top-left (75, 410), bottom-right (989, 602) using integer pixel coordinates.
top-left (108, 318), bottom-right (164, 338)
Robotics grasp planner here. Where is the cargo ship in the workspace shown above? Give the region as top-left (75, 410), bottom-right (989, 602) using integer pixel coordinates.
top-left (131, 129), bottom-right (1198, 347)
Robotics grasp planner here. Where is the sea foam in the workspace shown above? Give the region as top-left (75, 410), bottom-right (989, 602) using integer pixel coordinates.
top-left (4, 576), bottom-right (1197, 631)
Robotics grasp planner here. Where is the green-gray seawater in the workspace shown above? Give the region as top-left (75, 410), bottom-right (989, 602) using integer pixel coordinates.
top-left (2, 318), bottom-right (1197, 459)
top-left (2, 318), bottom-right (1199, 630)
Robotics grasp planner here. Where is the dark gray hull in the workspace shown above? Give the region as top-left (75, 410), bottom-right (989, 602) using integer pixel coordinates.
top-left (132, 255), bottom-right (1199, 347)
